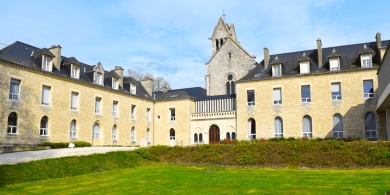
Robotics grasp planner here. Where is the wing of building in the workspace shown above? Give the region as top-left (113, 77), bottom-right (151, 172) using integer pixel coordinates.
top-left (1, 17), bottom-right (389, 152)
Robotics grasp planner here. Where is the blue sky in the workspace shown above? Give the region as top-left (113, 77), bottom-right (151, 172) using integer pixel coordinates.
top-left (1, 0), bottom-right (389, 89)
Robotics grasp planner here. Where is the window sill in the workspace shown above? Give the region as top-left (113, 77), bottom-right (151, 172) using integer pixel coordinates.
top-left (6, 134), bottom-right (18, 136)
top-left (41, 104), bottom-right (51, 109)
top-left (71, 109), bottom-right (79, 113)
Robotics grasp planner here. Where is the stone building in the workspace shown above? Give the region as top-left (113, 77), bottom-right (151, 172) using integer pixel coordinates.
top-left (1, 17), bottom-right (389, 151)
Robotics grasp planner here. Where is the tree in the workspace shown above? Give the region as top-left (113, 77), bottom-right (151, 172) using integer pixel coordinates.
top-left (127, 69), bottom-right (171, 92)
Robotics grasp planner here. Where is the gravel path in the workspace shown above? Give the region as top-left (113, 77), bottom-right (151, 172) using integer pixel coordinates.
top-left (0, 147), bottom-right (138, 165)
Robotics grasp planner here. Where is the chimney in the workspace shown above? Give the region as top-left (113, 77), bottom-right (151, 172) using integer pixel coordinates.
top-left (162, 86), bottom-right (168, 93)
top-left (376, 32), bottom-right (382, 48)
top-left (141, 78), bottom-right (154, 96)
top-left (49, 45), bottom-right (62, 70)
top-left (317, 38), bottom-right (322, 68)
top-left (114, 66), bottom-right (124, 88)
top-left (263, 47), bottom-right (270, 69)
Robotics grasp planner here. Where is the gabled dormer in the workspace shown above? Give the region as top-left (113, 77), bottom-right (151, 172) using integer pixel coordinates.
top-left (93, 62), bottom-right (105, 85)
top-left (271, 55), bottom-right (282, 77)
top-left (31, 48), bottom-right (55, 72)
top-left (63, 57), bottom-right (82, 79)
top-left (359, 44), bottom-right (373, 68)
top-left (328, 48), bottom-right (340, 71)
top-left (104, 70), bottom-right (121, 90)
top-left (298, 52), bottom-right (310, 74)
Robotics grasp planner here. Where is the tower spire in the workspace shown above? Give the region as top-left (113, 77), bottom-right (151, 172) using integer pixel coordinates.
top-left (222, 9), bottom-right (226, 21)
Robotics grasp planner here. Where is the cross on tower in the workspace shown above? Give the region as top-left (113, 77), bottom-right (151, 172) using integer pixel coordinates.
top-left (222, 9), bottom-right (226, 21)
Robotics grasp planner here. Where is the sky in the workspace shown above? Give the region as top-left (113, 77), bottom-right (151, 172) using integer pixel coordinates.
top-left (1, 0), bottom-right (390, 89)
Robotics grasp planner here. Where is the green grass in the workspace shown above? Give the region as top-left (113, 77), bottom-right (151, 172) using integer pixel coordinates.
top-left (1, 163), bottom-right (390, 194)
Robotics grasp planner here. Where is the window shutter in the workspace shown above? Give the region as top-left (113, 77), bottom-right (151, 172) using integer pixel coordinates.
top-left (330, 58), bottom-right (338, 69)
top-left (331, 83), bottom-right (340, 92)
top-left (42, 86), bottom-right (50, 104)
top-left (71, 93), bottom-right (78, 109)
top-left (273, 88), bottom-right (281, 101)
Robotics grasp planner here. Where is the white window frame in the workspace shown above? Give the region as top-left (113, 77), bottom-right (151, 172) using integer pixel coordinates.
top-left (301, 85), bottom-right (311, 103)
top-left (247, 90), bottom-right (255, 106)
top-left (95, 97), bottom-right (101, 113)
top-left (146, 129), bottom-right (150, 142)
top-left (331, 82), bottom-right (342, 100)
top-left (9, 79), bottom-right (20, 100)
top-left (361, 54), bottom-right (371, 68)
top-left (272, 65), bottom-right (281, 77)
top-left (42, 86), bottom-right (51, 105)
top-left (96, 73), bottom-right (103, 85)
top-left (329, 58), bottom-right (339, 71)
top-left (170, 108), bottom-right (175, 121)
top-left (43, 57), bottom-right (51, 71)
top-left (93, 123), bottom-right (100, 139)
top-left (7, 113), bottom-right (18, 134)
top-left (131, 105), bottom-right (136, 118)
top-left (112, 125), bottom-right (118, 141)
top-left (300, 61), bottom-right (310, 74)
top-left (40, 117), bottom-right (49, 136)
top-left (112, 78), bottom-right (118, 89)
top-left (71, 92), bottom-right (78, 110)
top-left (363, 80), bottom-right (374, 99)
top-left (70, 120), bottom-right (77, 138)
top-left (273, 88), bottom-right (282, 104)
top-left (72, 66), bottom-right (79, 79)
top-left (146, 108), bottom-right (150, 121)
top-left (131, 127), bottom-right (135, 142)
top-left (130, 83), bottom-right (136, 94)
top-left (113, 101), bottom-right (118, 117)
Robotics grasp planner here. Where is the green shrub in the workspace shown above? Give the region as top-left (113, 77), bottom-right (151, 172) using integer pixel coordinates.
top-left (73, 141), bottom-right (91, 147)
top-left (286, 137), bottom-right (296, 141)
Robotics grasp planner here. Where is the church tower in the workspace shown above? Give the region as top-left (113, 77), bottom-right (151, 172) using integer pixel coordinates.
top-left (205, 16), bottom-right (256, 96)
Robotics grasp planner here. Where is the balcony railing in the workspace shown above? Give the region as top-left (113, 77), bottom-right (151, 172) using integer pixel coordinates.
top-left (191, 111), bottom-right (236, 120)
top-left (332, 95), bottom-right (341, 100)
top-left (301, 98), bottom-right (311, 103)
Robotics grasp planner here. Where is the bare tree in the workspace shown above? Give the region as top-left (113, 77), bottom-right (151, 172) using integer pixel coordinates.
top-left (127, 69), bottom-right (171, 92)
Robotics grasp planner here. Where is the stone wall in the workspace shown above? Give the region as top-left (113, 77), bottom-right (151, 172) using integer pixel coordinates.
top-left (236, 69), bottom-right (386, 140)
top-left (0, 62), bottom-right (154, 146)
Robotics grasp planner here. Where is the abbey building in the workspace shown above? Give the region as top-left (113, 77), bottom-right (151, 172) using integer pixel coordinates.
top-left (1, 17), bottom-right (390, 151)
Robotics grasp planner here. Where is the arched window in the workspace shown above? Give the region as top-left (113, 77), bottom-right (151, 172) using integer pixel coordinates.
top-left (226, 75), bottom-right (235, 95)
top-left (302, 115), bottom-right (312, 138)
top-left (220, 38), bottom-right (224, 47)
top-left (170, 128), bottom-right (175, 140)
top-left (332, 114), bottom-right (343, 139)
top-left (199, 133), bottom-right (203, 143)
top-left (248, 118), bottom-right (256, 140)
top-left (216, 39), bottom-right (219, 50)
top-left (131, 127), bottom-right (135, 141)
top-left (231, 81), bottom-right (235, 94)
top-left (226, 132), bottom-right (231, 139)
top-left (7, 112), bottom-right (17, 134)
top-left (274, 117), bottom-right (283, 137)
top-left (232, 132), bottom-right (236, 140)
top-left (194, 133), bottom-right (198, 143)
top-left (146, 129), bottom-right (150, 142)
top-left (226, 82), bottom-right (230, 94)
top-left (93, 123), bottom-right (100, 139)
top-left (365, 112), bottom-right (377, 139)
top-left (112, 125), bottom-right (117, 141)
top-left (70, 120), bottom-right (76, 138)
top-left (40, 116), bottom-right (48, 136)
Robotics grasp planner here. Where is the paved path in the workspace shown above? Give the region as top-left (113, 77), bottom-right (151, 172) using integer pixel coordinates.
top-left (0, 147), bottom-right (138, 165)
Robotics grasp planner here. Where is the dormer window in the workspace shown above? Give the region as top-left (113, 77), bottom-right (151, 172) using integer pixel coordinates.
top-left (96, 73), bottom-right (103, 85)
top-left (71, 65), bottom-right (80, 79)
top-left (43, 57), bottom-right (51, 71)
top-left (329, 58), bottom-right (340, 71)
top-left (130, 83), bottom-right (136, 94)
top-left (112, 78), bottom-right (118, 89)
top-left (273, 65), bottom-right (281, 77)
top-left (300, 61), bottom-right (310, 74)
top-left (361, 54), bottom-right (371, 67)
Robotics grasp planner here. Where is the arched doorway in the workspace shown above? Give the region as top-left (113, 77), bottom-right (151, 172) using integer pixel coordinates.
top-left (209, 125), bottom-right (220, 144)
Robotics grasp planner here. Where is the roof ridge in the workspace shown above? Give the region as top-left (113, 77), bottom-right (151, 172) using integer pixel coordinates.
top-left (15, 41), bottom-right (40, 50)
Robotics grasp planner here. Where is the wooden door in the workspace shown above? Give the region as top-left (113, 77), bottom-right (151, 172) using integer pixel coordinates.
top-left (209, 125), bottom-right (220, 144)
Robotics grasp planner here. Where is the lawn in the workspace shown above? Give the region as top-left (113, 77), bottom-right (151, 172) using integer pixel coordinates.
top-left (1, 163), bottom-right (389, 195)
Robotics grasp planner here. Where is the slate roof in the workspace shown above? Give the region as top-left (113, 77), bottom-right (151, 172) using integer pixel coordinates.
top-left (153, 87), bottom-right (207, 101)
top-left (62, 57), bottom-right (82, 66)
top-left (238, 40), bottom-right (389, 82)
top-left (0, 41), bottom-right (153, 100)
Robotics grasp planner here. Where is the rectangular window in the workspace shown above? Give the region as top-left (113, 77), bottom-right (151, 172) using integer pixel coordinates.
top-left (42, 86), bottom-right (51, 105)
top-left (43, 58), bottom-right (51, 71)
top-left (329, 58), bottom-right (339, 70)
top-left (72, 66), bottom-right (79, 78)
top-left (71, 92), bottom-right (78, 109)
top-left (273, 88), bottom-right (282, 104)
top-left (170, 108), bottom-right (176, 121)
top-left (131, 105), bottom-right (136, 118)
top-left (113, 79), bottom-right (118, 89)
top-left (363, 80), bottom-right (374, 98)
top-left (9, 79), bottom-right (20, 100)
top-left (273, 65), bottom-right (281, 77)
top-left (131, 128), bottom-right (135, 141)
top-left (331, 83), bottom-right (341, 100)
top-left (362, 54), bottom-right (371, 67)
top-left (228, 52), bottom-right (232, 58)
top-left (130, 83), bottom-right (136, 94)
top-left (95, 98), bottom-right (101, 113)
top-left (146, 108), bottom-right (150, 121)
top-left (300, 61), bottom-right (309, 74)
top-left (247, 90), bottom-right (255, 106)
top-left (301, 85), bottom-right (311, 102)
top-left (113, 101), bottom-right (118, 116)
top-left (96, 73), bottom-right (102, 85)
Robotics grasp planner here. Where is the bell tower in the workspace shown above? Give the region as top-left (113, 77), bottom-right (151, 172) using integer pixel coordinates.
top-left (210, 15), bottom-right (237, 55)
